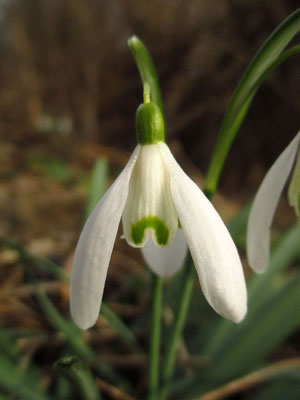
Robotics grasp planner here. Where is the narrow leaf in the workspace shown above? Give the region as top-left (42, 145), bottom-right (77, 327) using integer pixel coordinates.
top-left (0, 354), bottom-right (49, 400)
top-left (204, 9), bottom-right (300, 196)
top-left (54, 355), bottom-right (101, 400)
top-left (84, 158), bottom-right (108, 221)
top-left (100, 303), bottom-right (141, 351)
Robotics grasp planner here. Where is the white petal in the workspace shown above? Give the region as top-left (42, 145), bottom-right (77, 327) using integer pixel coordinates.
top-left (247, 132), bottom-right (300, 273)
top-left (122, 144), bottom-right (178, 247)
top-left (70, 146), bottom-right (140, 329)
top-left (160, 143), bottom-right (247, 323)
top-left (141, 228), bottom-right (188, 277)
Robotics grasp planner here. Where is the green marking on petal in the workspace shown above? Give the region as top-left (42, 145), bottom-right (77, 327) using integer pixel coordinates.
top-left (131, 216), bottom-right (169, 245)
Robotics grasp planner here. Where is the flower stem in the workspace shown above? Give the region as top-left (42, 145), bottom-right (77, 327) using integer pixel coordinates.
top-left (128, 35), bottom-right (164, 115)
top-left (160, 254), bottom-right (195, 400)
top-left (148, 273), bottom-right (163, 400)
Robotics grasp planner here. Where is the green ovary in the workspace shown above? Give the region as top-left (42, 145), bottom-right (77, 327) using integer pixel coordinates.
top-left (131, 216), bottom-right (169, 245)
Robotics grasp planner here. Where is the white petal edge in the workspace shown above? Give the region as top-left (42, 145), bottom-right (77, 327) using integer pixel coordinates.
top-left (70, 146), bottom-right (140, 329)
top-left (247, 132), bottom-right (300, 274)
top-left (141, 228), bottom-right (188, 277)
top-left (159, 143), bottom-right (247, 323)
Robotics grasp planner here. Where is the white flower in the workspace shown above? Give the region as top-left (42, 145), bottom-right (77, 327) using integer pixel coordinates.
top-left (247, 131), bottom-right (300, 273)
top-left (70, 102), bottom-right (247, 329)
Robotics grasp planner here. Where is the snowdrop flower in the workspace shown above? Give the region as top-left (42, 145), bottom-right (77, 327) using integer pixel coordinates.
top-left (70, 100), bottom-right (247, 329)
top-left (247, 131), bottom-right (300, 273)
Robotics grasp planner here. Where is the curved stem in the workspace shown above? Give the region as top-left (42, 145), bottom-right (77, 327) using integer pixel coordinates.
top-left (160, 254), bottom-right (195, 400)
top-left (148, 274), bottom-right (163, 400)
top-left (128, 35), bottom-right (164, 115)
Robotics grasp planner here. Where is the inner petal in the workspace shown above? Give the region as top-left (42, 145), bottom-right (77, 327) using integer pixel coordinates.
top-left (122, 144), bottom-right (178, 248)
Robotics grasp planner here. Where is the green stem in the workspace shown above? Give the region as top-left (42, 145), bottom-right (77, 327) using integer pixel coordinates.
top-left (160, 254), bottom-right (195, 400)
top-left (128, 35), bottom-right (164, 115)
top-left (149, 274), bottom-right (163, 400)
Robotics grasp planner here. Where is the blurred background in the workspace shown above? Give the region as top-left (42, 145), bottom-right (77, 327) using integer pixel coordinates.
top-left (0, 1), bottom-right (300, 399)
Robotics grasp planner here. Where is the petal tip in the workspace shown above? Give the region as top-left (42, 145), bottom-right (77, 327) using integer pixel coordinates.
top-left (70, 303), bottom-right (99, 330)
top-left (214, 289), bottom-right (248, 324)
top-left (247, 252), bottom-right (269, 274)
top-left (230, 303), bottom-right (247, 324)
top-left (70, 282), bottom-right (101, 330)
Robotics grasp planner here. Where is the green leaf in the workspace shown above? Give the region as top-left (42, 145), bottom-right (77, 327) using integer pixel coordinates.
top-left (203, 222), bottom-right (300, 358)
top-left (204, 8), bottom-right (300, 196)
top-left (84, 158), bottom-right (108, 221)
top-left (27, 153), bottom-right (73, 183)
top-left (254, 378), bottom-right (300, 400)
top-left (100, 303), bottom-right (141, 351)
top-left (173, 219), bottom-right (300, 397)
top-left (32, 280), bottom-right (130, 390)
top-left (227, 202), bottom-right (252, 248)
top-left (0, 236), bottom-right (136, 390)
top-left (0, 332), bottom-right (20, 361)
top-left (208, 273), bottom-right (300, 379)
top-left (0, 354), bottom-right (49, 400)
top-left (54, 356), bottom-right (101, 400)
top-left (55, 375), bottom-right (72, 399)
top-left (0, 237), bottom-right (68, 283)
top-left (32, 282), bottom-right (94, 360)
top-left (178, 272), bottom-right (300, 398)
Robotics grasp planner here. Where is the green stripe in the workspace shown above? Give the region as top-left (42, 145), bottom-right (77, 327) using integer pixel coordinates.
top-left (131, 216), bottom-right (169, 245)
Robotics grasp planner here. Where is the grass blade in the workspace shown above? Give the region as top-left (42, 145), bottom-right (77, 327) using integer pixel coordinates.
top-left (84, 158), bottom-right (108, 221)
top-left (54, 356), bottom-right (101, 400)
top-left (100, 303), bottom-right (141, 351)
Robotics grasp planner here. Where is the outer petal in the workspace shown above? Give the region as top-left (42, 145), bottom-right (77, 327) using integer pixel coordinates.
top-left (141, 228), bottom-right (188, 277)
top-left (247, 132), bottom-right (300, 273)
top-left (159, 143), bottom-right (247, 323)
top-left (70, 146), bottom-right (140, 329)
